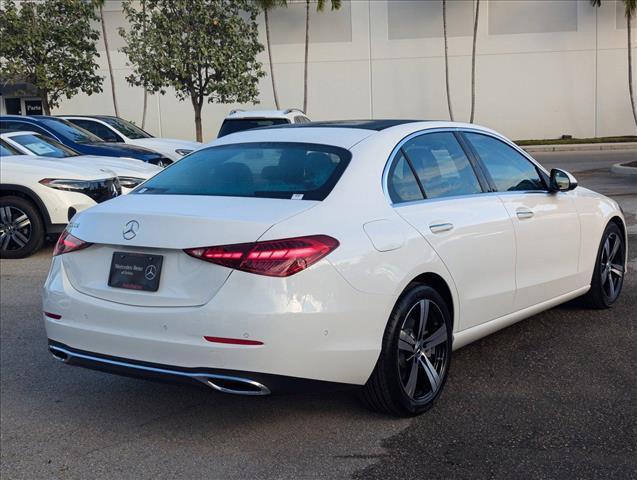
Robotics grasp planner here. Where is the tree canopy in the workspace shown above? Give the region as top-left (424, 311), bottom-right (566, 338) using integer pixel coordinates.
top-left (120, 0), bottom-right (265, 141)
top-left (0, 0), bottom-right (104, 114)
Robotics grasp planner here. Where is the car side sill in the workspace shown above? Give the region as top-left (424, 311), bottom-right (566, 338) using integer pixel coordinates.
top-left (452, 286), bottom-right (590, 351)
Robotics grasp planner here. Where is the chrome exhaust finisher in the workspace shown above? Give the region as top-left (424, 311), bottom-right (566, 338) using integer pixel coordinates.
top-left (48, 344), bottom-right (270, 396)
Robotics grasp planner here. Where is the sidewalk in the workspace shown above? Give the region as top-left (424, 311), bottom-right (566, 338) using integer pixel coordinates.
top-left (522, 142), bottom-right (637, 153)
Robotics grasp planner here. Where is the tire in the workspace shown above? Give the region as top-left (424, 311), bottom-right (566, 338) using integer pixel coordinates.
top-left (0, 196), bottom-right (45, 259)
top-left (361, 284), bottom-right (452, 417)
top-left (583, 222), bottom-right (626, 309)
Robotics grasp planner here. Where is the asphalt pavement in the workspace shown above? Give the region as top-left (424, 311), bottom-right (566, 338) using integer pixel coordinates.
top-left (1, 149), bottom-right (635, 480)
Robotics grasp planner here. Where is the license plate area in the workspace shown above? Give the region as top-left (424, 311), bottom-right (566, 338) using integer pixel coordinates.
top-left (108, 252), bottom-right (163, 292)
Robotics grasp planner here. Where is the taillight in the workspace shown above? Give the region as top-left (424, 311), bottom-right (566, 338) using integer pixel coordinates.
top-left (53, 230), bottom-right (92, 256)
top-left (184, 235), bottom-right (339, 277)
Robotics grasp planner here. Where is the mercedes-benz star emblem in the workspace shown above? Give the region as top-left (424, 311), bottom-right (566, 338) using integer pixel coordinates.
top-left (123, 220), bottom-right (139, 240)
top-left (144, 265), bottom-right (157, 281)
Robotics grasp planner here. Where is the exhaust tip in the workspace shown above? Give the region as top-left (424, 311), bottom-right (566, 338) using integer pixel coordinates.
top-left (205, 376), bottom-right (270, 396)
top-left (49, 347), bottom-right (69, 362)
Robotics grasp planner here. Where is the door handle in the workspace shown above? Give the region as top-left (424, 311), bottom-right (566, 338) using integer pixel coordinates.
top-left (429, 222), bottom-right (454, 234)
top-left (516, 208), bottom-right (534, 220)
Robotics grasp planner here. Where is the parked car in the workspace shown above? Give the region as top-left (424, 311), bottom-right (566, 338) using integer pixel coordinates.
top-left (0, 115), bottom-right (172, 166)
top-left (217, 109), bottom-right (310, 138)
top-left (43, 120), bottom-right (626, 416)
top-left (1, 144), bottom-right (122, 258)
top-left (1, 131), bottom-right (162, 193)
top-left (60, 115), bottom-right (201, 161)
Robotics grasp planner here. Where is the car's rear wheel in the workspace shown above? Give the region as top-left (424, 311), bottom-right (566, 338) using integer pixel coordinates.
top-left (361, 284), bottom-right (452, 417)
top-left (0, 196), bottom-right (45, 259)
top-left (583, 222), bottom-right (625, 309)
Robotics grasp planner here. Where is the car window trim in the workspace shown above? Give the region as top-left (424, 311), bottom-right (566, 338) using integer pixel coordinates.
top-left (383, 128), bottom-right (488, 205)
top-left (453, 131), bottom-right (493, 193)
top-left (399, 147), bottom-right (428, 199)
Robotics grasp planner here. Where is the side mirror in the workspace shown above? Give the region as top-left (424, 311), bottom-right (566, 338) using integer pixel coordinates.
top-left (549, 168), bottom-right (578, 192)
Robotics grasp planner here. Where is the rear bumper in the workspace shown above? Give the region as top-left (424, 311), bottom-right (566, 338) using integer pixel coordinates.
top-left (43, 256), bottom-right (394, 386)
top-left (48, 340), bottom-right (354, 395)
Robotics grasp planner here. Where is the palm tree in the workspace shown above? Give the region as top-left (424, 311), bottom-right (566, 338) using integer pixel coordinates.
top-left (442, 0), bottom-right (453, 121)
top-left (303, 0), bottom-right (341, 113)
top-left (256, 0), bottom-right (288, 110)
top-left (95, 0), bottom-right (119, 117)
top-left (469, 0), bottom-right (480, 123)
top-left (590, 0), bottom-right (637, 128)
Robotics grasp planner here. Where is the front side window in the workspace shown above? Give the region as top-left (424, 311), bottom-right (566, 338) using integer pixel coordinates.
top-left (9, 134), bottom-right (78, 158)
top-left (100, 117), bottom-right (152, 139)
top-left (402, 132), bottom-right (483, 199)
top-left (135, 142), bottom-right (350, 201)
top-left (464, 133), bottom-right (545, 192)
top-left (37, 118), bottom-right (102, 144)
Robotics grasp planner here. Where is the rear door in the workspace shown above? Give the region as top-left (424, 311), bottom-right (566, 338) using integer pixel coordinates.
top-left (462, 132), bottom-right (581, 310)
top-left (388, 131), bottom-right (516, 330)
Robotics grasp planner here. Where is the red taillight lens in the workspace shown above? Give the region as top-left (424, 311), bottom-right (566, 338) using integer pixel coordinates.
top-left (184, 235), bottom-right (339, 277)
top-left (53, 230), bottom-right (92, 256)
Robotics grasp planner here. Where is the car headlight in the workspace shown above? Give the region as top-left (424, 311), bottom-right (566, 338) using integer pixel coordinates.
top-left (39, 178), bottom-right (121, 202)
top-left (175, 149), bottom-right (193, 156)
top-left (118, 176), bottom-right (145, 189)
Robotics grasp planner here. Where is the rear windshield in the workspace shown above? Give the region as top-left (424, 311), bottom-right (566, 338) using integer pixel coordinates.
top-left (218, 118), bottom-right (289, 138)
top-left (135, 142), bottom-right (351, 201)
top-left (10, 133), bottom-right (78, 158)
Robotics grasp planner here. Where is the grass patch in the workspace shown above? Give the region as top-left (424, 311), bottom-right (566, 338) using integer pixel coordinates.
top-left (515, 136), bottom-right (637, 146)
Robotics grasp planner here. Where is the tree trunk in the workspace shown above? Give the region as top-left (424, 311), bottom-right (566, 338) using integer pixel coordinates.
top-left (265, 9), bottom-right (280, 109)
top-left (627, 12), bottom-right (637, 128)
top-left (100, 5), bottom-right (119, 117)
top-left (192, 97), bottom-right (203, 142)
top-left (141, 0), bottom-right (148, 128)
top-left (470, 0), bottom-right (480, 123)
top-left (39, 90), bottom-right (51, 115)
top-left (443, 0), bottom-right (454, 121)
top-left (303, 0), bottom-right (310, 113)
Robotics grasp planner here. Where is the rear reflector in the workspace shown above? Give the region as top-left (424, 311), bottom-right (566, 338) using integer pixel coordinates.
top-left (185, 235), bottom-right (339, 277)
top-left (44, 312), bottom-right (62, 320)
top-left (53, 230), bottom-right (92, 256)
top-left (204, 336), bottom-right (264, 346)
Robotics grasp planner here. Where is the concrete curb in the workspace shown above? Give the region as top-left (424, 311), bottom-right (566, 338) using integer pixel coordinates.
top-left (611, 162), bottom-right (637, 176)
top-left (521, 142), bottom-right (637, 153)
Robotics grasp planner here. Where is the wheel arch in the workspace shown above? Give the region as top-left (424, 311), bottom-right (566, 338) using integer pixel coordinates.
top-left (406, 272), bottom-right (455, 331)
top-left (0, 184), bottom-right (52, 228)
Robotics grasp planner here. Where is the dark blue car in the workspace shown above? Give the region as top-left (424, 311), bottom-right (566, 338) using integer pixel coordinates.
top-left (0, 115), bottom-right (172, 166)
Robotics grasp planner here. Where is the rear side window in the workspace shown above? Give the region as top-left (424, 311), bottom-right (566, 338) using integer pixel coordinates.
top-left (136, 142), bottom-right (350, 201)
top-left (464, 133), bottom-right (545, 192)
top-left (387, 151), bottom-right (423, 203)
top-left (402, 132), bottom-right (482, 199)
top-left (218, 118), bottom-right (290, 137)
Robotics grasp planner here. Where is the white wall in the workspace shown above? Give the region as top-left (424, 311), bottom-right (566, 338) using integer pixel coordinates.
top-left (52, 0), bottom-right (637, 142)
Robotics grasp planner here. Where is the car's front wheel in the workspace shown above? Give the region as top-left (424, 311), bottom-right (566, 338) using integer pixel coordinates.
top-left (583, 222), bottom-right (625, 309)
top-left (0, 196), bottom-right (45, 259)
top-left (361, 284), bottom-right (452, 416)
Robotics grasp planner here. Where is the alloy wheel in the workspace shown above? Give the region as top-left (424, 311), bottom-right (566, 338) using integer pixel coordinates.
top-left (0, 206), bottom-right (32, 252)
top-left (398, 299), bottom-right (450, 402)
top-left (600, 231), bottom-right (624, 302)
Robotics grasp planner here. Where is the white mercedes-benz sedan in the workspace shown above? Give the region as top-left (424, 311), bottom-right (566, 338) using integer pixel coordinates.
top-left (43, 121), bottom-right (627, 416)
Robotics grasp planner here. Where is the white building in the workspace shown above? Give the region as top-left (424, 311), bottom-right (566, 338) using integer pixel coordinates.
top-left (2, 0), bottom-right (636, 141)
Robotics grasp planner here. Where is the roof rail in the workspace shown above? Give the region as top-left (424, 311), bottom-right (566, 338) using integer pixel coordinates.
top-left (229, 109), bottom-right (245, 115)
top-left (283, 108), bottom-right (304, 114)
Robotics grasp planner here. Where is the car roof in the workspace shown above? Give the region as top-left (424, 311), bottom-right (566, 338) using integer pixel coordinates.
top-left (225, 109), bottom-right (305, 120)
top-left (58, 115), bottom-right (114, 121)
top-left (0, 130), bottom-right (43, 138)
top-left (210, 120), bottom-right (500, 150)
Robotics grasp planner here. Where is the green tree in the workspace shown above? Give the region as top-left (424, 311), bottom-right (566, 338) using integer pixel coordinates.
top-left (255, 0), bottom-right (288, 110)
top-left (303, 0), bottom-right (341, 114)
top-left (120, 0), bottom-right (265, 141)
top-left (591, 0), bottom-right (637, 128)
top-left (0, 0), bottom-right (103, 115)
top-left (469, 0), bottom-right (480, 123)
top-left (442, 0), bottom-right (453, 121)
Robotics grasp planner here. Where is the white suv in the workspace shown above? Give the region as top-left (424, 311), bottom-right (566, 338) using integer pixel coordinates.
top-left (217, 109), bottom-right (310, 138)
